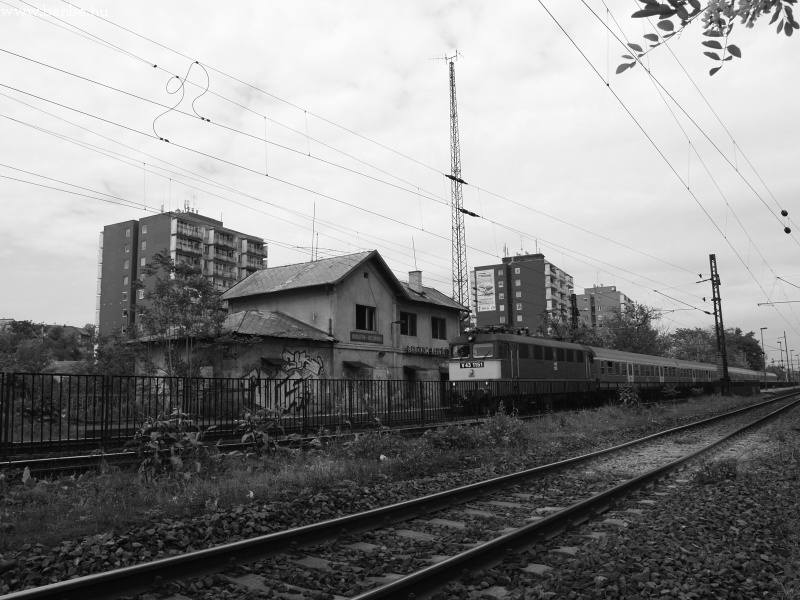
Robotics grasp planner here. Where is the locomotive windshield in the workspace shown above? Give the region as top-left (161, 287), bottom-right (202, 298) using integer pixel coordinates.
top-left (451, 344), bottom-right (470, 359)
top-left (472, 343), bottom-right (494, 358)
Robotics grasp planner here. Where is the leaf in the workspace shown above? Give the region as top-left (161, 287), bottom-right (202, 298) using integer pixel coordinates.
top-left (778, 19), bottom-right (785, 34)
top-left (170, 455), bottom-right (183, 471)
top-left (710, 66), bottom-right (722, 76)
top-left (769, 5), bottom-right (783, 25)
top-left (632, 8), bottom-right (663, 18)
top-left (643, 33), bottom-right (660, 42)
top-left (703, 51), bottom-right (721, 60)
top-left (657, 20), bottom-right (675, 31)
top-left (726, 44), bottom-right (741, 58)
top-left (627, 43), bottom-right (644, 52)
top-left (688, 0), bottom-right (702, 12)
top-left (702, 40), bottom-right (723, 49)
top-left (786, 21), bottom-right (794, 36)
top-left (622, 54), bottom-right (634, 59)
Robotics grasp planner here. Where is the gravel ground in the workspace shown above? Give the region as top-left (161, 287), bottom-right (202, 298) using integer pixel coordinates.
top-left (0, 398), bottom-right (797, 598)
top-left (440, 406), bottom-right (800, 600)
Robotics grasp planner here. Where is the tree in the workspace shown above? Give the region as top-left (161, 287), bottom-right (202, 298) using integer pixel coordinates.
top-left (538, 310), bottom-right (609, 347)
top-left (724, 327), bottom-right (764, 370)
top-left (134, 251), bottom-right (228, 378)
top-left (667, 326), bottom-right (717, 363)
top-left (619, 0), bottom-right (798, 76)
top-left (602, 303), bottom-right (670, 355)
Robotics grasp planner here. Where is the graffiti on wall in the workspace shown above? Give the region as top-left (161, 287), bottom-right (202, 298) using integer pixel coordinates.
top-left (244, 347), bottom-right (325, 413)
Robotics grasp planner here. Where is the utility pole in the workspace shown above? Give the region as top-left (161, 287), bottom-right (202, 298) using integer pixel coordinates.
top-left (760, 326), bottom-right (767, 389)
top-left (709, 254), bottom-right (730, 396)
top-left (439, 51), bottom-right (469, 327)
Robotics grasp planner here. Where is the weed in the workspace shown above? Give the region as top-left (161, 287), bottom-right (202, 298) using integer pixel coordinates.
top-left (618, 384), bottom-right (641, 406)
top-left (661, 385), bottom-right (680, 399)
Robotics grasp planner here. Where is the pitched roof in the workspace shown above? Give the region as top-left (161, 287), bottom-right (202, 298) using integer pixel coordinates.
top-left (224, 310), bottom-right (334, 342)
top-left (223, 250), bottom-right (469, 312)
top-left (222, 251), bottom-right (377, 300)
top-left (399, 282), bottom-right (468, 312)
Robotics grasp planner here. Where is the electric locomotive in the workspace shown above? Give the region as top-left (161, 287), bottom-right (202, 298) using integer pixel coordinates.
top-left (448, 327), bottom-right (775, 413)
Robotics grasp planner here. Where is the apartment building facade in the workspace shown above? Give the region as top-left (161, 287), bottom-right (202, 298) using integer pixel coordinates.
top-left (471, 253), bottom-right (574, 332)
top-left (574, 285), bottom-right (632, 328)
top-left (96, 210), bottom-right (267, 336)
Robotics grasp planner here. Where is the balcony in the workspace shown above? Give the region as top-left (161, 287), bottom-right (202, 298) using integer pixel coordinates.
top-left (243, 244), bottom-right (266, 257)
top-left (212, 251), bottom-right (236, 264)
top-left (176, 222), bottom-right (202, 240)
top-left (212, 267), bottom-right (236, 279)
top-left (213, 234), bottom-right (236, 249)
top-left (176, 241), bottom-right (201, 255)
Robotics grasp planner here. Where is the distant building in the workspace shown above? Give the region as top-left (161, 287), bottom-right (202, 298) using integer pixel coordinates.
top-left (471, 253), bottom-right (574, 332)
top-left (96, 210), bottom-right (267, 336)
top-left (575, 285), bottom-right (632, 328)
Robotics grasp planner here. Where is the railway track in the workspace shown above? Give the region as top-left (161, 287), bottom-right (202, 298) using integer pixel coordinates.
top-left (4, 392), bottom-right (798, 600)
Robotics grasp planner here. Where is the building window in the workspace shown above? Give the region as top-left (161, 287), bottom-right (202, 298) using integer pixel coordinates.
top-left (141, 225), bottom-right (147, 234)
top-left (499, 316), bottom-right (506, 323)
top-left (497, 269), bottom-right (503, 276)
top-left (515, 279), bottom-right (521, 287)
top-left (499, 293), bottom-right (504, 300)
top-left (122, 292), bottom-right (128, 301)
top-left (356, 304), bottom-right (376, 331)
top-left (498, 281), bottom-right (504, 288)
top-left (516, 303), bottom-right (522, 310)
top-left (514, 267), bottom-right (520, 274)
top-left (517, 315), bottom-right (523, 322)
top-left (122, 309), bottom-right (128, 318)
top-left (124, 243), bottom-right (130, 253)
top-left (499, 305), bottom-right (505, 311)
top-left (123, 259), bottom-right (130, 270)
top-left (139, 274), bottom-right (145, 282)
top-left (140, 258), bottom-right (146, 267)
top-left (125, 228), bottom-right (130, 238)
top-left (138, 289), bottom-right (144, 300)
top-left (431, 317), bottom-right (446, 340)
top-left (399, 312), bottom-right (417, 336)
top-left (141, 241), bottom-right (147, 251)
top-left (515, 291), bottom-right (521, 298)
top-left (123, 276), bottom-right (129, 285)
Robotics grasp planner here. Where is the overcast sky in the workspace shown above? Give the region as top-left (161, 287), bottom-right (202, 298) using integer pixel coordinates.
top-left (1, 1), bottom-right (798, 367)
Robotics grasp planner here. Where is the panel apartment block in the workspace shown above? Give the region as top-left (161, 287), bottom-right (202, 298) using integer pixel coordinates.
top-left (97, 211), bottom-right (267, 336)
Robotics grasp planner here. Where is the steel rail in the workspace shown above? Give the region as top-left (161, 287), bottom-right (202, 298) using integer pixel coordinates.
top-left (3, 393), bottom-right (796, 600)
top-left (353, 396), bottom-right (800, 599)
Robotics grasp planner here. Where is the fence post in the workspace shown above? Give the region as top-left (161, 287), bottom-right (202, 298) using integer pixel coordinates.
top-left (0, 373), bottom-right (8, 460)
top-left (302, 380), bottom-right (308, 437)
top-left (419, 380), bottom-right (425, 427)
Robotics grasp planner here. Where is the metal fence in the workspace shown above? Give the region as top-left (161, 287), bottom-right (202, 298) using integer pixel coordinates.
top-left (0, 372), bottom-right (777, 458)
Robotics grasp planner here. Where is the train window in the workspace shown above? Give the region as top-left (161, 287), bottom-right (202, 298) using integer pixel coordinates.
top-left (519, 344), bottom-right (530, 359)
top-left (451, 345), bottom-right (470, 359)
top-left (600, 362), bottom-right (605, 375)
top-left (636, 364), bottom-right (641, 376)
top-left (645, 365), bottom-right (651, 376)
top-left (607, 361), bottom-right (614, 373)
top-left (556, 348), bottom-right (565, 362)
top-left (533, 345), bottom-right (543, 360)
top-left (498, 343), bottom-right (510, 358)
top-left (576, 350), bottom-right (584, 362)
top-left (473, 343), bottom-right (494, 359)
top-left (615, 362), bottom-right (621, 375)
top-left (544, 346), bottom-right (553, 361)
top-left (566, 349), bottom-right (573, 362)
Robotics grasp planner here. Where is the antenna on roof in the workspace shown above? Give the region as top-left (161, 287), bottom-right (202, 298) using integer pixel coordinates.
top-left (310, 202), bottom-right (316, 261)
top-left (412, 237), bottom-right (418, 270)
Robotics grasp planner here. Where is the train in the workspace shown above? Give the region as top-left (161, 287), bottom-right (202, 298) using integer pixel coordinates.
top-left (448, 327), bottom-right (777, 413)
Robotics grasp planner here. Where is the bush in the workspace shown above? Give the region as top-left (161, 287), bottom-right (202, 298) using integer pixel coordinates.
top-left (618, 384), bottom-right (641, 406)
top-left (479, 411), bottom-right (529, 448)
top-left (423, 425), bottom-right (479, 450)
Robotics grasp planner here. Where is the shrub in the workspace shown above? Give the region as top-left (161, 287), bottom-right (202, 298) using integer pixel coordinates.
top-left (618, 384), bottom-right (641, 406)
top-left (479, 410), bottom-right (529, 448)
top-left (423, 425), bottom-right (479, 451)
top-left (125, 409), bottom-right (217, 482)
top-left (661, 385), bottom-right (680, 399)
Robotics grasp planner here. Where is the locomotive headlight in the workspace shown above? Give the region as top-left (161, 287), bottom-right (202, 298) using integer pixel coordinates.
top-left (467, 335), bottom-right (475, 342)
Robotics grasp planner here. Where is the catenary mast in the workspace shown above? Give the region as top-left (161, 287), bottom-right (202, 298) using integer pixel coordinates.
top-left (445, 53), bottom-right (469, 324)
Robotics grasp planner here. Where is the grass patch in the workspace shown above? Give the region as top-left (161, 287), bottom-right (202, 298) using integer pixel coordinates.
top-left (0, 394), bottom-right (771, 551)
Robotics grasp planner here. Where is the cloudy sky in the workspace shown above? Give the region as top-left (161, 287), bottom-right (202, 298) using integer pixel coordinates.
top-left (1, 1), bottom-right (798, 367)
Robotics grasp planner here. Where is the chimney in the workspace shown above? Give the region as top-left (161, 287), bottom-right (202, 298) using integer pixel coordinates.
top-left (409, 271), bottom-right (423, 293)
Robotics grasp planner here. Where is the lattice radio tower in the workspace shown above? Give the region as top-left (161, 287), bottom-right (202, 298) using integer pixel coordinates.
top-left (438, 51), bottom-right (469, 316)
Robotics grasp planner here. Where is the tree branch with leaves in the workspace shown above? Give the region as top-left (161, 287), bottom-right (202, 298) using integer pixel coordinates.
top-left (619, 0), bottom-right (797, 76)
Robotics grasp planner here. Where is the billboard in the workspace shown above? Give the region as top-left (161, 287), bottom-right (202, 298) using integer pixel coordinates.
top-left (475, 269), bottom-right (496, 312)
